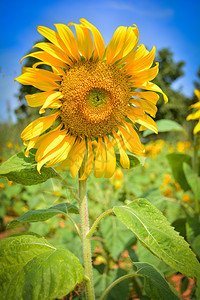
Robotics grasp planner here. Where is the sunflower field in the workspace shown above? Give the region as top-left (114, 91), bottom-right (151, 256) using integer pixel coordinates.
top-left (0, 18), bottom-right (200, 300)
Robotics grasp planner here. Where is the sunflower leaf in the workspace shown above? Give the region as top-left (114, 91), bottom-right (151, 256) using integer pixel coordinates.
top-left (132, 262), bottom-right (180, 300)
top-left (183, 162), bottom-right (200, 200)
top-left (167, 153), bottom-right (192, 191)
top-left (113, 198), bottom-right (200, 278)
top-left (0, 233), bottom-right (84, 300)
top-left (0, 150), bottom-right (58, 185)
top-left (7, 203), bottom-right (79, 229)
top-left (116, 153), bottom-right (144, 169)
top-left (143, 119), bottom-right (186, 137)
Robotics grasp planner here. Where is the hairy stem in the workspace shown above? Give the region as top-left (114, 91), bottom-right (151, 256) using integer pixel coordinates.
top-left (79, 161), bottom-right (95, 300)
top-left (87, 209), bottom-right (114, 238)
top-left (100, 273), bottom-right (143, 300)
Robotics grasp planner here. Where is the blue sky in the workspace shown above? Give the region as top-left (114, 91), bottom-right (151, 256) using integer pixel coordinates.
top-left (0, 0), bottom-right (199, 122)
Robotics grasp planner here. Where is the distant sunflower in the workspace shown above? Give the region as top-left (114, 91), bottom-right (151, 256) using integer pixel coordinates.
top-left (187, 89), bottom-right (200, 134)
top-left (15, 18), bottom-right (167, 179)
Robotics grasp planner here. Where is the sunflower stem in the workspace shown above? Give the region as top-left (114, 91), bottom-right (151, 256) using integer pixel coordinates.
top-left (79, 160), bottom-right (95, 300)
top-left (87, 208), bottom-right (114, 238)
top-left (100, 273), bottom-right (144, 300)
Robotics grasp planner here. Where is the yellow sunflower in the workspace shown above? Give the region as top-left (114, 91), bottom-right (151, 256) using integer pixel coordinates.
top-left (187, 89), bottom-right (200, 134)
top-left (15, 18), bottom-right (167, 180)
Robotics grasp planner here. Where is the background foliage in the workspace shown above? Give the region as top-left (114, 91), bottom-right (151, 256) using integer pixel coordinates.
top-left (0, 45), bottom-right (200, 299)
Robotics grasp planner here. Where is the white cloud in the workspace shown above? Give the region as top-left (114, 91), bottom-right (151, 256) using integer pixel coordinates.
top-left (107, 0), bottom-right (174, 18)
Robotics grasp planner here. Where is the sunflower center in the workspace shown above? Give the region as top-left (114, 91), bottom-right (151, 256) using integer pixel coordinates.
top-left (87, 89), bottom-right (108, 107)
top-left (60, 61), bottom-right (131, 138)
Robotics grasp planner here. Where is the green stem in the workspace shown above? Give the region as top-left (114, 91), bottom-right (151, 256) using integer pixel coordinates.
top-left (193, 134), bottom-right (199, 216)
top-left (79, 161), bottom-right (95, 300)
top-left (56, 174), bottom-right (80, 202)
top-left (87, 209), bottom-right (114, 238)
top-left (100, 273), bottom-right (143, 300)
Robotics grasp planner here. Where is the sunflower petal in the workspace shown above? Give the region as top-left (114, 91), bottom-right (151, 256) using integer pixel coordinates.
top-left (194, 89), bottom-right (200, 100)
top-left (130, 62), bottom-right (159, 83)
top-left (35, 129), bottom-right (68, 161)
top-left (34, 42), bottom-right (72, 65)
top-left (20, 51), bottom-right (67, 69)
top-left (104, 136), bottom-right (116, 178)
top-left (194, 120), bottom-right (200, 134)
top-left (119, 123), bottom-right (144, 156)
top-left (21, 112), bottom-right (59, 141)
top-left (36, 137), bottom-right (73, 173)
top-left (187, 110), bottom-right (200, 120)
top-left (37, 26), bottom-right (66, 50)
top-left (15, 70), bottom-right (60, 92)
top-left (132, 81), bottom-right (168, 103)
top-left (130, 98), bottom-right (157, 117)
top-left (70, 139), bottom-right (86, 179)
top-left (94, 137), bottom-right (106, 178)
top-left (45, 135), bottom-right (76, 167)
top-left (189, 102), bottom-right (200, 109)
top-left (131, 91), bottom-right (159, 105)
top-left (79, 138), bottom-right (94, 180)
top-left (54, 24), bottom-right (80, 61)
top-left (25, 91), bottom-right (62, 107)
top-left (106, 26), bottom-right (127, 63)
top-left (121, 44), bottom-right (147, 66)
top-left (127, 107), bottom-right (158, 133)
top-left (68, 22), bottom-right (94, 60)
top-left (25, 137), bottom-right (38, 157)
top-left (128, 46), bottom-right (156, 73)
top-left (80, 18), bottom-right (105, 60)
top-left (112, 131), bottom-right (130, 169)
top-left (112, 25), bottom-right (139, 64)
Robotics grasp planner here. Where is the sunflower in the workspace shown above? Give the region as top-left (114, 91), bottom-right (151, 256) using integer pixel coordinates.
top-left (15, 18), bottom-right (167, 180)
top-left (187, 89), bottom-right (200, 134)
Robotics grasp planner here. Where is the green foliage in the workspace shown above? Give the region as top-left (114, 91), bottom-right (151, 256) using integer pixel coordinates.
top-left (143, 119), bottom-right (186, 137)
top-left (153, 48), bottom-right (190, 125)
top-left (0, 150), bottom-right (58, 185)
top-left (167, 153), bottom-right (192, 190)
top-left (0, 233), bottom-right (84, 300)
top-left (183, 163), bottom-right (200, 200)
top-left (133, 262), bottom-right (180, 300)
top-left (186, 217), bottom-right (200, 245)
top-left (116, 153), bottom-right (145, 169)
top-left (0, 137), bottom-right (198, 298)
top-left (100, 216), bottom-right (135, 260)
top-left (7, 203), bottom-right (79, 229)
top-left (113, 198), bottom-right (200, 278)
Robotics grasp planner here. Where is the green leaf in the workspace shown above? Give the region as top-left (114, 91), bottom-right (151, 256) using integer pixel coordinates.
top-left (100, 216), bottom-right (135, 260)
top-left (183, 163), bottom-right (200, 200)
top-left (0, 150), bottom-right (58, 185)
top-left (113, 198), bottom-right (200, 278)
top-left (7, 203), bottom-right (79, 229)
top-left (192, 235), bottom-right (200, 257)
top-left (133, 262), bottom-right (180, 300)
top-left (167, 153), bottom-right (192, 191)
top-left (116, 153), bottom-right (144, 169)
top-left (143, 119), bottom-right (186, 137)
top-left (171, 218), bottom-right (187, 239)
top-left (0, 233), bottom-right (84, 300)
top-left (180, 277), bottom-right (189, 294)
top-left (186, 217), bottom-right (200, 244)
top-left (136, 242), bottom-right (175, 275)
